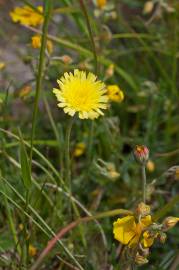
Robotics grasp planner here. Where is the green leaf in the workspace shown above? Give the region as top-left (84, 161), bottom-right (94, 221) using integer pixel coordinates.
top-left (19, 131), bottom-right (31, 190)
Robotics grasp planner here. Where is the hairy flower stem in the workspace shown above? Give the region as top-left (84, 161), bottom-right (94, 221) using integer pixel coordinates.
top-left (141, 165), bottom-right (147, 203)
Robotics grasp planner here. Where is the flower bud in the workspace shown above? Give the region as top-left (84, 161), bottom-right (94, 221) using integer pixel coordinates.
top-left (97, 0), bottom-right (107, 9)
top-left (162, 217), bottom-right (179, 231)
top-left (61, 55), bottom-right (73, 65)
top-left (136, 202), bottom-right (151, 216)
top-left (133, 145), bottom-right (149, 164)
top-left (105, 64), bottom-right (114, 78)
top-left (146, 160), bottom-right (155, 172)
top-left (143, 1), bottom-right (154, 15)
top-left (135, 253), bottom-right (149, 265)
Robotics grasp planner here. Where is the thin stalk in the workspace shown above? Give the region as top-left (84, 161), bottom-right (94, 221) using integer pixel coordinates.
top-left (78, 0), bottom-right (98, 166)
top-left (64, 117), bottom-right (74, 191)
top-left (30, 0), bottom-right (53, 165)
top-left (141, 165), bottom-right (147, 203)
top-left (64, 118), bottom-right (87, 247)
top-left (87, 120), bottom-right (94, 165)
top-left (78, 0), bottom-right (98, 74)
top-left (43, 96), bottom-right (64, 180)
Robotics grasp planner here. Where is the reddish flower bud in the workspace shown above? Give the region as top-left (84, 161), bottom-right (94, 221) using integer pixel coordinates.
top-left (133, 145), bottom-right (149, 164)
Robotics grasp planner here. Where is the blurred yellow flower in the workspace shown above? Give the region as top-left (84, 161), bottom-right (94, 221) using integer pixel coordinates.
top-left (73, 142), bottom-right (86, 157)
top-left (107, 85), bottom-right (124, 103)
top-left (10, 6), bottom-right (43, 26)
top-left (146, 160), bottom-right (155, 172)
top-left (143, 1), bottom-right (154, 15)
top-left (113, 215), bottom-right (153, 247)
top-left (31, 35), bottom-right (53, 54)
top-left (97, 0), bottom-right (107, 9)
top-left (31, 35), bottom-right (41, 49)
top-left (29, 244), bottom-right (37, 257)
top-left (53, 69), bottom-right (108, 119)
top-left (0, 62), bottom-right (5, 70)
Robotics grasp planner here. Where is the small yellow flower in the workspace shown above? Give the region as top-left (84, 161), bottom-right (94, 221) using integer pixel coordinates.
top-left (10, 6), bottom-right (43, 26)
top-left (97, 0), bottom-right (107, 9)
top-left (143, 1), bottom-right (154, 15)
top-left (31, 35), bottom-right (41, 49)
top-left (19, 223), bottom-right (24, 231)
top-left (31, 35), bottom-right (53, 54)
top-left (107, 85), bottom-right (124, 103)
top-left (113, 215), bottom-right (154, 247)
top-left (47, 40), bottom-right (53, 54)
top-left (73, 143), bottom-right (86, 157)
top-left (29, 244), bottom-right (37, 257)
top-left (146, 160), bottom-right (155, 172)
top-left (113, 215), bottom-right (152, 247)
top-left (53, 69), bottom-right (108, 120)
top-left (0, 62), bottom-right (5, 70)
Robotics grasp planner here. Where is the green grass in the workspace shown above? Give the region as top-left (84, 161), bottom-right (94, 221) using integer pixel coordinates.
top-left (0, 0), bottom-right (179, 269)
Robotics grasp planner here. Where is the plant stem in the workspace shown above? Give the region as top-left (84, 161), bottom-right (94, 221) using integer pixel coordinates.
top-left (141, 165), bottom-right (147, 203)
top-left (78, 0), bottom-right (98, 74)
top-left (30, 0), bottom-right (53, 166)
top-left (65, 117), bottom-right (74, 191)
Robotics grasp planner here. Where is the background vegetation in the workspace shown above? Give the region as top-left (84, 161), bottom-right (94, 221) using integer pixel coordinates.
top-left (0, 0), bottom-right (179, 269)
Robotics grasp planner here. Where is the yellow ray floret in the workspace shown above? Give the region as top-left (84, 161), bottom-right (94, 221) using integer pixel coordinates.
top-left (53, 69), bottom-right (108, 120)
top-left (10, 6), bottom-right (43, 26)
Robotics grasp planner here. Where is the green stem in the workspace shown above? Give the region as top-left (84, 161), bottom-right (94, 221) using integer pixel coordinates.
top-left (65, 117), bottom-right (74, 191)
top-left (30, 0), bottom-right (53, 166)
top-left (87, 120), bottom-right (94, 166)
top-left (43, 96), bottom-right (64, 180)
top-left (78, 0), bottom-right (98, 74)
top-left (141, 165), bottom-right (147, 203)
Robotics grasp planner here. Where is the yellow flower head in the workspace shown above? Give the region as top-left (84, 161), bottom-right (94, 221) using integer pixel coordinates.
top-left (146, 160), bottom-right (155, 172)
top-left (113, 215), bottom-right (153, 248)
top-left (28, 244), bottom-right (37, 257)
top-left (10, 6), bottom-right (43, 26)
top-left (31, 35), bottom-right (41, 49)
top-left (97, 0), bottom-right (107, 9)
top-left (0, 62), bottom-right (6, 70)
top-left (107, 85), bottom-right (124, 103)
top-left (53, 69), bottom-right (108, 120)
top-left (31, 35), bottom-right (53, 54)
top-left (73, 142), bottom-right (86, 157)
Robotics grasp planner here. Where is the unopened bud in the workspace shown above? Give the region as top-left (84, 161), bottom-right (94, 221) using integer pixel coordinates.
top-left (105, 64), bottom-right (114, 78)
top-left (136, 202), bottom-right (151, 216)
top-left (61, 55), bottom-right (73, 65)
top-left (133, 145), bottom-right (149, 164)
top-left (146, 160), bottom-right (155, 172)
top-left (143, 1), bottom-right (154, 15)
top-left (162, 217), bottom-right (179, 231)
top-left (135, 253), bottom-right (149, 265)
